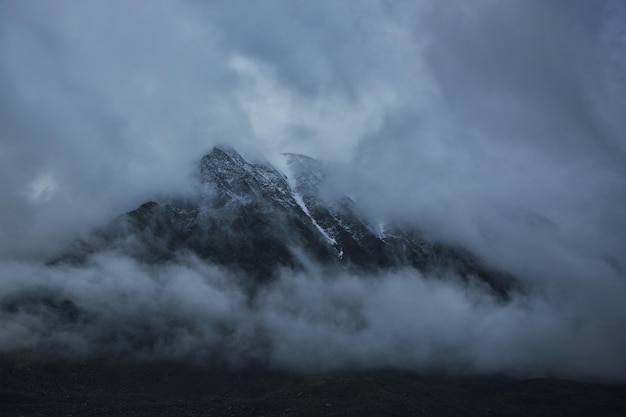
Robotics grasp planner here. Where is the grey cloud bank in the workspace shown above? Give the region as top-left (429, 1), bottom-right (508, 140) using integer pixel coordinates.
top-left (1, 254), bottom-right (625, 381)
top-left (1, 0), bottom-right (625, 380)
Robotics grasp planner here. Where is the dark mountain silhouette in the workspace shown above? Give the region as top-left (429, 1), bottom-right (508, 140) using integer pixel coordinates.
top-left (53, 147), bottom-right (515, 296)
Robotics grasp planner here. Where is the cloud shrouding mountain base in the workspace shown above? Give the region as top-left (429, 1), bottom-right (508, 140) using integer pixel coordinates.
top-left (1, 253), bottom-right (625, 381)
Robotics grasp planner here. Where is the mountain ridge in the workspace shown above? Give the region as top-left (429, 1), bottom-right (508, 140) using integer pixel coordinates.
top-left (53, 146), bottom-right (516, 297)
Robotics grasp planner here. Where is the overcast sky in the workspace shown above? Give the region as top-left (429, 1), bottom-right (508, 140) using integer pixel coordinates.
top-left (1, 0), bottom-right (626, 379)
top-left (1, 0), bottom-right (625, 260)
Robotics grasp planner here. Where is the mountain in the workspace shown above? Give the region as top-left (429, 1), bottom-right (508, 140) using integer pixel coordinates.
top-left (54, 147), bottom-right (515, 296)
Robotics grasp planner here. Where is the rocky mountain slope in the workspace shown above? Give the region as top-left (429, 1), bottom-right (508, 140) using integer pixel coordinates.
top-left (55, 147), bottom-right (515, 297)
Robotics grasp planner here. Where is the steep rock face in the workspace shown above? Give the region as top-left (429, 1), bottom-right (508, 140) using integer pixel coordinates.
top-left (55, 147), bottom-right (515, 295)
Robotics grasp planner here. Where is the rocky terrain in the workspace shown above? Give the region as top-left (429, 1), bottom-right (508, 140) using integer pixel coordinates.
top-left (53, 147), bottom-right (514, 296)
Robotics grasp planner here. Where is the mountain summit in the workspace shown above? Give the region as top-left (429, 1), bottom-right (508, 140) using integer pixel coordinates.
top-left (56, 147), bottom-right (515, 296)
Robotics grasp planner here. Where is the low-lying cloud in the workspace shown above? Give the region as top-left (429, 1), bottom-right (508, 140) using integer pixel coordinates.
top-left (1, 253), bottom-right (625, 381)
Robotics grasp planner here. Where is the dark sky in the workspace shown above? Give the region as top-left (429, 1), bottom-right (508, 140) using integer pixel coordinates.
top-left (1, 0), bottom-right (625, 380)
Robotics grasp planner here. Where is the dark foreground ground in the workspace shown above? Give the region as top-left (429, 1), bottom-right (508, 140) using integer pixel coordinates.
top-left (1, 356), bottom-right (625, 417)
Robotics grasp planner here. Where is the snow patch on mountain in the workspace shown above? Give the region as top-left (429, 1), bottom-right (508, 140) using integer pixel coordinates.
top-left (293, 191), bottom-right (338, 247)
